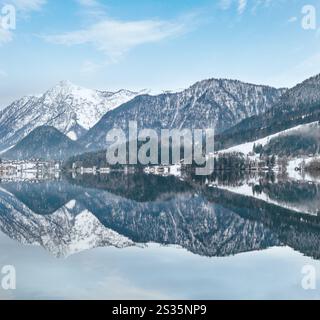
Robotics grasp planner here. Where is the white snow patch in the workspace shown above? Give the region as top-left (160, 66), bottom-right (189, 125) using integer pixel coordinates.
top-left (0, 145), bottom-right (14, 155)
top-left (216, 183), bottom-right (318, 216)
top-left (220, 121), bottom-right (319, 155)
top-left (65, 200), bottom-right (76, 210)
top-left (67, 131), bottom-right (77, 141)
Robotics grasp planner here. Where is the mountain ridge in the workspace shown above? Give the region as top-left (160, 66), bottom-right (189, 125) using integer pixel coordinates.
top-left (216, 73), bottom-right (320, 150)
top-left (0, 81), bottom-right (142, 151)
top-left (3, 125), bottom-right (82, 160)
top-left (80, 78), bottom-right (286, 151)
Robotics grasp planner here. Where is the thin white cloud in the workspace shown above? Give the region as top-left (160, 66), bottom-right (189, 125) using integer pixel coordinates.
top-left (74, 0), bottom-right (106, 18)
top-left (0, 0), bottom-right (46, 46)
top-left (43, 17), bottom-right (190, 62)
top-left (288, 16), bottom-right (297, 23)
top-left (238, 0), bottom-right (247, 14)
top-left (80, 60), bottom-right (100, 73)
top-left (1, 0), bottom-right (46, 12)
top-left (220, 0), bottom-right (275, 15)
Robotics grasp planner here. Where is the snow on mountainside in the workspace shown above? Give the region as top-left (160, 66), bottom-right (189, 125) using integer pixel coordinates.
top-left (219, 121), bottom-right (320, 182)
top-left (3, 125), bottom-right (83, 160)
top-left (0, 81), bottom-right (142, 151)
top-left (216, 74), bottom-right (320, 150)
top-left (220, 121), bottom-right (320, 155)
top-left (0, 183), bottom-right (280, 258)
top-left (276, 73), bottom-right (320, 108)
top-left (81, 78), bottom-right (286, 151)
top-left (0, 190), bottom-right (135, 258)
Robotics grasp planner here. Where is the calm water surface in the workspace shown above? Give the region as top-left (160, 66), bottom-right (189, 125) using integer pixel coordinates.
top-left (0, 172), bottom-right (320, 300)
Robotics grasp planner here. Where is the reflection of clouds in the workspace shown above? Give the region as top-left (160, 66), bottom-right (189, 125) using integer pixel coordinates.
top-left (0, 291), bottom-right (15, 300)
top-left (80, 275), bottom-right (169, 300)
top-left (0, 240), bottom-right (173, 299)
top-left (1, 238), bottom-right (320, 299)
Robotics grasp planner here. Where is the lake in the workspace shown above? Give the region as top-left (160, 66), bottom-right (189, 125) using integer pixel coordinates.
top-left (0, 171), bottom-right (320, 300)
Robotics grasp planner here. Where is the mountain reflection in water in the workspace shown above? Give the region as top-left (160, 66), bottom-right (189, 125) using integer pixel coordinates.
top-left (0, 171), bottom-right (320, 260)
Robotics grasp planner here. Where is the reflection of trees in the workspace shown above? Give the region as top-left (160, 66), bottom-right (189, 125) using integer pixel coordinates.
top-left (259, 181), bottom-right (319, 203)
top-left (203, 186), bottom-right (320, 260)
top-left (65, 172), bottom-right (192, 202)
top-left (2, 171), bottom-right (320, 259)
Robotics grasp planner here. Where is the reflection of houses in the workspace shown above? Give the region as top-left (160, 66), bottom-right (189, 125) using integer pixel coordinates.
top-left (99, 168), bottom-right (111, 174)
top-left (144, 164), bottom-right (182, 177)
top-left (0, 160), bottom-right (61, 179)
top-left (0, 164), bottom-right (16, 174)
top-left (72, 163), bottom-right (112, 175)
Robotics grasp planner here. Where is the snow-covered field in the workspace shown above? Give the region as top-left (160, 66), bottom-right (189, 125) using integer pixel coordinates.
top-left (220, 121), bottom-right (319, 155)
top-left (213, 180), bottom-right (320, 216)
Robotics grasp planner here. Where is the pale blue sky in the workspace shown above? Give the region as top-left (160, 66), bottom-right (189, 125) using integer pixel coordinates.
top-left (0, 0), bottom-right (320, 107)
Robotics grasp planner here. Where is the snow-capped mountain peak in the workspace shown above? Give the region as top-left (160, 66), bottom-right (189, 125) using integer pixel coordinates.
top-left (0, 82), bottom-right (143, 150)
top-left (44, 80), bottom-right (100, 104)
